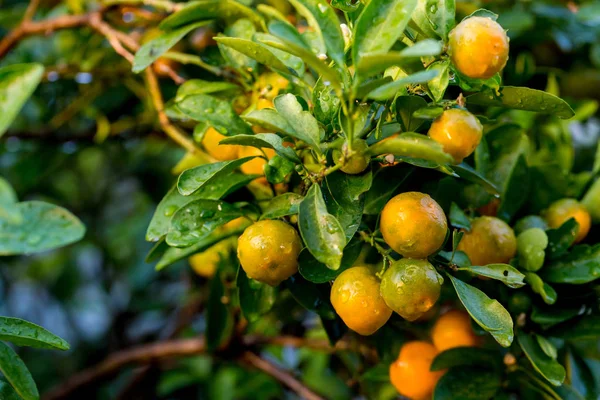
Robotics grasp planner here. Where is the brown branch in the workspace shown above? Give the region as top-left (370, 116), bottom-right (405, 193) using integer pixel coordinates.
top-left (145, 68), bottom-right (199, 153)
top-left (240, 351), bottom-right (324, 400)
top-left (89, 13), bottom-right (134, 63)
top-left (43, 337), bottom-right (206, 400)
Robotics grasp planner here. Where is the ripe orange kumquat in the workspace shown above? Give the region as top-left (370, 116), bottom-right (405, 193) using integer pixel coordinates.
top-left (428, 108), bottom-right (483, 164)
top-left (389, 341), bottom-right (444, 400)
top-left (543, 198), bottom-right (591, 243)
top-left (457, 216), bottom-right (517, 266)
top-left (432, 310), bottom-right (479, 352)
top-left (202, 127), bottom-right (240, 161)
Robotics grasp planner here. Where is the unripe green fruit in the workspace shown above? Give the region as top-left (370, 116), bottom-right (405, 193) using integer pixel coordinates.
top-left (380, 259), bottom-right (444, 321)
top-left (333, 139), bottom-right (370, 175)
top-left (517, 228), bottom-right (548, 272)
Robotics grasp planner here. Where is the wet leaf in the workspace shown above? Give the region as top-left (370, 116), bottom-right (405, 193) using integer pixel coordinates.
top-left (237, 266), bottom-right (277, 323)
top-left (540, 244), bottom-right (600, 284)
top-left (367, 132), bottom-right (454, 165)
top-left (434, 367), bottom-right (501, 400)
top-left (427, 60), bottom-right (450, 102)
top-left (413, 0), bottom-right (456, 40)
top-left (177, 157), bottom-right (257, 196)
top-left (396, 95), bottom-right (427, 132)
top-left (0, 201), bottom-right (85, 255)
top-left (366, 70), bottom-right (440, 100)
top-left (363, 165), bottom-right (414, 215)
top-left (175, 79), bottom-right (240, 102)
top-left (298, 184), bottom-right (346, 270)
top-left (160, 0), bottom-right (264, 30)
top-left (0, 317), bottom-right (69, 351)
top-left (431, 348), bottom-right (502, 372)
top-left (447, 274), bottom-right (514, 347)
top-left (456, 264), bottom-right (525, 288)
top-left (220, 133), bottom-right (300, 162)
top-left (217, 20), bottom-right (257, 74)
top-left (273, 93), bottom-right (321, 152)
top-left (0, 177), bottom-right (20, 224)
top-left (260, 193), bottom-right (304, 219)
top-left (298, 236), bottom-right (363, 283)
top-left (545, 218), bottom-right (578, 260)
top-left (213, 37), bottom-right (291, 76)
top-left (356, 39), bottom-right (442, 77)
top-left (524, 273), bottom-right (557, 305)
top-left (284, 275), bottom-right (336, 319)
top-left (449, 202), bottom-right (471, 230)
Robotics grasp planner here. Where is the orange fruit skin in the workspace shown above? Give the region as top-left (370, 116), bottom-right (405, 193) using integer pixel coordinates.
top-left (239, 146), bottom-right (276, 177)
top-left (389, 341), bottom-right (444, 400)
top-left (254, 73), bottom-right (289, 101)
top-left (428, 109), bottom-right (483, 164)
top-left (544, 198), bottom-right (591, 243)
top-left (431, 310), bottom-right (479, 352)
top-left (202, 127), bottom-right (240, 161)
top-left (237, 220), bottom-right (301, 286)
top-left (189, 239), bottom-right (234, 278)
top-left (380, 192), bottom-right (448, 258)
top-left (448, 16), bottom-right (509, 79)
top-left (457, 216), bottom-right (517, 266)
top-left (330, 266), bottom-right (392, 336)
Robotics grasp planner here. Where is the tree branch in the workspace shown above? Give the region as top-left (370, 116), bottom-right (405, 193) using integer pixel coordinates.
top-left (43, 337), bottom-right (206, 400)
top-left (240, 351), bottom-right (324, 400)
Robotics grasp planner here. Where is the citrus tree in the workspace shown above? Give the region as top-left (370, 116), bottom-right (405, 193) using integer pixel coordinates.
top-left (0, 0), bottom-right (599, 399)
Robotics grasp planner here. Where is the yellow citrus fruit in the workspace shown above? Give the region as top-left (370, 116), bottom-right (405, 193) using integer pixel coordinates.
top-left (448, 16), bottom-right (509, 79)
top-left (431, 310), bottom-right (479, 352)
top-left (380, 259), bottom-right (444, 321)
top-left (239, 146), bottom-right (276, 176)
top-left (237, 220), bottom-right (301, 286)
top-left (333, 139), bottom-right (370, 175)
top-left (428, 109), bottom-right (483, 164)
top-left (254, 73), bottom-right (289, 100)
top-left (188, 239), bottom-right (234, 278)
top-left (330, 266), bottom-right (392, 335)
top-left (457, 216), bottom-right (517, 265)
top-left (389, 341), bottom-right (444, 400)
top-left (202, 127), bottom-right (240, 161)
top-left (380, 192), bottom-right (448, 258)
top-left (543, 198), bottom-right (591, 243)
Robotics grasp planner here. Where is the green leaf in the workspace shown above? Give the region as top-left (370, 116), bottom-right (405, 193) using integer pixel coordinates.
top-left (356, 39), bottom-right (443, 77)
top-left (427, 60), bottom-right (450, 102)
top-left (289, 0), bottom-right (345, 67)
top-left (396, 95), bottom-right (427, 132)
top-left (217, 20), bottom-right (257, 74)
top-left (0, 177), bottom-right (20, 224)
top-left (273, 94), bottom-right (322, 151)
top-left (176, 93), bottom-right (253, 136)
top-left (206, 267), bottom-right (234, 352)
top-left (298, 236), bottom-right (363, 283)
top-left (156, 222), bottom-right (249, 270)
top-left (132, 21), bottom-right (210, 73)
top-left (260, 193), bottom-right (304, 219)
top-left (244, 109), bottom-right (296, 136)
top-left (177, 157), bottom-right (256, 196)
top-left (213, 37), bottom-right (291, 76)
top-left (352, 0), bottom-right (418, 67)
top-left (331, 0), bottom-right (361, 12)
top-left (0, 376), bottom-right (21, 400)
top-left (447, 274), bottom-right (514, 347)
top-left (265, 155), bottom-right (295, 184)
top-left (0, 63), bottom-right (44, 138)
top-left (414, 0), bottom-right (456, 39)
top-left (431, 348), bottom-right (502, 372)
top-left (517, 330), bottom-right (566, 386)
top-left (467, 87), bottom-right (575, 119)
top-left (253, 33), bottom-right (305, 76)
top-left (524, 273), bottom-right (557, 305)
top-left (536, 334), bottom-right (557, 359)
top-left (166, 200), bottom-right (245, 247)
top-left (313, 76), bottom-right (341, 125)
top-left (0, 317), bottom-right (69, 351)
top-left (265, 22), bottom-right (343, 92)
top-left (449, 202), bottom-right (471, 230)
top-left (236, 266), bottom-right (277, 323)
top-left (450, 163), bottom-right (500, 195)
top-left (0, 201), bottom-right (85, 255)
top-left (220, 133), bottom-right (300, 162)
top-left (363, 165), bottom-right (415, 215)
top-left (147, 174), bottom-right (255, 241)
top-left (298, 184), bottom-right (346, 270)
top-left (160, 0), bottom-right (264, 30)
top-left (0, 342), bottom-right (38, 400)
top-left (284, 275), bottom-right (336, 319)
top-left (367, 132), bottom-right (454, 165)
top-left (531, 306), bottom-right (581, 327)
top-left (545, 218), bottom-right (578, 260)
top-left (433, 367), bottom-right (501, 400)
top-left (547, 316), bottom-right (600, 340)
top-left (175, 79), bottom-right (240, 102)
top-left (456, 264), bottom-right (525, 288)
top-left (540, 244), bottom-right (600, 285)
top-left (497, 155), bottom-right (529, 222)
top-left (322, 170), bottom-right (372, 240)
top-left (366, 70), bottom-right (440, 100)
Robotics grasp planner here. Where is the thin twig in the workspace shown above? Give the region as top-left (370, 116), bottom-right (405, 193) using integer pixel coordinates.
top-left (240, 351), bottom-right (324, 400)
top-left (23, 0), bottom-right (41, 22)
top-left (89, 13), bottom-right (134, 63)
top-left (43, 337), bottom-right (206, 400)
top-left (145, 68), bottom-right (199, 153)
